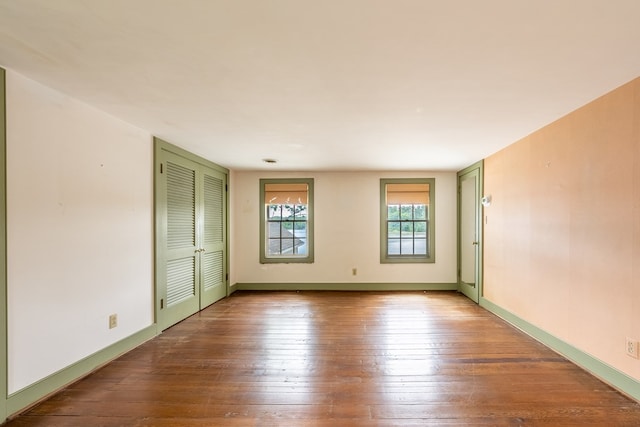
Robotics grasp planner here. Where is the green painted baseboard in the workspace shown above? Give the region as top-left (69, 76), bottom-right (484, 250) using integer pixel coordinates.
top-left (7, 324), bottom-right (158, 418)
top-left (480, 297), bottom-right (640, 402)
top-left (234, 282), bottom-right (458, 291)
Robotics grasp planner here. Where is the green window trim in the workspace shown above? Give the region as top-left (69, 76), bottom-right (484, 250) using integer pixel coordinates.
top-left (380, 178), bottom-right (435, 264)
top-left (260, 178), bottom-right (314, 264)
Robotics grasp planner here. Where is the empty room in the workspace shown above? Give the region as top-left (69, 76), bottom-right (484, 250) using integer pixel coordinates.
top-left (0, 1), bottom-right (639, 425)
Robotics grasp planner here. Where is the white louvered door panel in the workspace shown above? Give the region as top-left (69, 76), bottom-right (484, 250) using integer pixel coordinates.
top-left (200, 168), bottom-right (227, 308)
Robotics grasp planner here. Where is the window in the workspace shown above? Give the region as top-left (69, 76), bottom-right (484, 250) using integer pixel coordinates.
top-left (380, 178), bottom-right (435, 263)
top-left (260, 178), bottom-right (314, 263)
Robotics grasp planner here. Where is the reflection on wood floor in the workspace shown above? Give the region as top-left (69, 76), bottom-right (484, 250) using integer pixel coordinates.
top-left (7, 291), bottom-right (640, 426)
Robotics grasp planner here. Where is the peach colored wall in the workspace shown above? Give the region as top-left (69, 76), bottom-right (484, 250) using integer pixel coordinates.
top-left (484, 77), bottom-right (640, 380)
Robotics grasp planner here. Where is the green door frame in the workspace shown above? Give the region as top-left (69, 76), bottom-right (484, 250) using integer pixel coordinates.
top-left (1, 67), bottom-right (8, 423)
top-left (457, 160), bottom-right (484, 303)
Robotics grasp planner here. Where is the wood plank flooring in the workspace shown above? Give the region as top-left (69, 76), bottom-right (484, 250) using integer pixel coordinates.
top-left (6, 291), bottom-right (640, 426)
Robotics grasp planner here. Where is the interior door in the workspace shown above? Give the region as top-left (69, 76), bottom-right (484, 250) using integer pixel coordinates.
top-left (458, 162), bottom-right (483, 303)
top-left (200, 168), bottom-right (227, 308)
top-left (160, 152), bottom-right (201, 329)
top-left (156, 141), bottom-right (229, 330)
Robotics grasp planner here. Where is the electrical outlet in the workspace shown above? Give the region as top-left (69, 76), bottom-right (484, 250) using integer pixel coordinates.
top-left (626, 337), bottom-right (639, 359)
top-left (109, 314), bottom-right (118, 329)
top-left (352, 268), bottom-right (357, 276)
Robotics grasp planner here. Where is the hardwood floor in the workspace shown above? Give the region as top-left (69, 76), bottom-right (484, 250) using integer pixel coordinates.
top-left (6, 291), bottom-right (640, 426)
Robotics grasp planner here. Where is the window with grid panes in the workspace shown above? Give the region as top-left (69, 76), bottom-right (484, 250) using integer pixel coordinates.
top-left (380, 178), bottom-right (435, 263)
top-left (260, 178), bottom-right (314, 263)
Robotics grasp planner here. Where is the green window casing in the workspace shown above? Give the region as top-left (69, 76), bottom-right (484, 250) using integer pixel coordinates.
top-left (260, 178), bottom-right (314, 264)
top-left (380, 178), bottom-right (435, 263)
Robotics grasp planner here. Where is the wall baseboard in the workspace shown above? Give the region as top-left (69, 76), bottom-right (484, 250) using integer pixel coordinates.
top-left (6, 324), bottom-right (158, 418)
top-left (234, 282), bottom-right (458, 291)
top-left (480, 297), bottom-right (640, 403)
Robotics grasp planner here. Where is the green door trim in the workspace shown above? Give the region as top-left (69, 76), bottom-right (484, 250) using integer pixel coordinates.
top-left (457, 160), bottom-right (484, 303)
top-left (153, 137), bottom-right (230, 330)
top-left (1, 66), bottom-right (7, 423)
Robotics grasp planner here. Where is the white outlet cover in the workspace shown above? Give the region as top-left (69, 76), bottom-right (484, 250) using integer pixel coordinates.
top-left (626, 338), bottom-right (639, 358)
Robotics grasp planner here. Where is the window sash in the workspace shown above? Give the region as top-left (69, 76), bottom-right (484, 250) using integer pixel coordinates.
top-left (266, 204), bottom-right (308, 257)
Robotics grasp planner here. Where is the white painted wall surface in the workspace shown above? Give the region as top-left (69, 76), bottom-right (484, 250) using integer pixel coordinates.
top-left (6, 71), bottom-right (154, 393)
top-left (231, 171), bottom-right (457, 285)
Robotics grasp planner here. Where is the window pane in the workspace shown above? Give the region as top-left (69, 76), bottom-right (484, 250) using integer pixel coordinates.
top-left (281, 204), bottom-right (295, 220)
top-left (294, 239), bottom-right (307, 255)
top-left (387, 238), bottom-right (400, 255)
top-left (267, 222), bottom-right (281, 238)
top-left (280, 238), bottom-right (295, 254)
top-left (281, 221), bottom-right (293, 234)
top-left (267, 238), bottom-right (281, 255)
top-left (414, 238), bottom-right (427, 255)
top-left (414, 205), bottom-right (426, 220)
top-left (267, 205), bottom-right (281, 220)
top-left (388, 222), bottom-right (400, 238)
top-left (295, 205), bottom-right (308, 221)
top-left (414, 221), bottom-right (427, 235)
top-left (293, 222), bottom-right (307, 238)
top-left (388, 205), bottom-right (400, 220)
top-left (400, 205), bottom-right (413, 220)
top-left (400, 239), bottom-right (415, 254)
top-left (401, 222), bottom-right (414, 237)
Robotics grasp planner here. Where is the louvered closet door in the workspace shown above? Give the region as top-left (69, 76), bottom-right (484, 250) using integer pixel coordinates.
top-left (199, 167), bottom-right (227, 308)
top-left (160, 152), bottom-right (201, 330)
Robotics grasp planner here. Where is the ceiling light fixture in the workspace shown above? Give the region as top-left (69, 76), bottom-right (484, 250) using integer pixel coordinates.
top-left (262, 158), bottom-right (277, 164)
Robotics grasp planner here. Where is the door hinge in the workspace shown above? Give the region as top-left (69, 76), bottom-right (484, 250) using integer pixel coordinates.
top-left (160, 163), bottom-right (164, 174)
top-left (226, 273), bottom-right (229, 281)
top-left (225, 184), bottom-right (228, 192)
top-left (160, 298), bottom-right (164, 309)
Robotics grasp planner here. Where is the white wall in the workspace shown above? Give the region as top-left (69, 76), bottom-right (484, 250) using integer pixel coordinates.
top-left (231, 171), bottom-right (457, 285)
top-left (6, 71), bottom-right (154, 393)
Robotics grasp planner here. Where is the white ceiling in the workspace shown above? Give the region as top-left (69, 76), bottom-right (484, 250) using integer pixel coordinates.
top-left (1, 1), bottom-right (639, 171)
